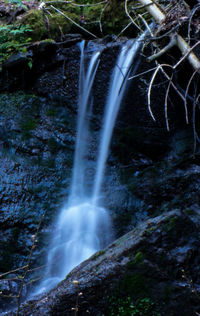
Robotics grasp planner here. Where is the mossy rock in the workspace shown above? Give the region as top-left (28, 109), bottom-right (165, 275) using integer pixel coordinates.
top-left (21, 9), bottom-right (79, 41)
top-left (48, 12), bottom-right (80, 39)
top-left (21, 10), bottom-right (47, 41)
top-left (20, 1), bottom-right (139, 41)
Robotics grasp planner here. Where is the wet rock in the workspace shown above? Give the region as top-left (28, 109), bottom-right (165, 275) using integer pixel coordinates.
top-left (3, 210), bottom-right (200, 316)
top-left (2, 53), bottom-right (29, 69)
top-left (0, 36), bottom-right (199, 315)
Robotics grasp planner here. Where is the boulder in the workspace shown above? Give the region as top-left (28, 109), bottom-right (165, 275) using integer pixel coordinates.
top-left (3, 210), bottom-right (200, 316)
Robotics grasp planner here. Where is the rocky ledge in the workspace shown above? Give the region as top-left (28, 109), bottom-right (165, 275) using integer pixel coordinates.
top-left (3, 209), bottom-right (200, 316)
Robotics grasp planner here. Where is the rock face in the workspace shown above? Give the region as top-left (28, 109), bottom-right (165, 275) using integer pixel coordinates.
top-left (3, 210), bottom-right (200, 316)
top-left (0, 36), bottom-right (200, 315)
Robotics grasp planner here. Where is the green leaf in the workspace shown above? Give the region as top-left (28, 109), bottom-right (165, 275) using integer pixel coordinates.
top-left (28, 60), bottom-right (33, 69)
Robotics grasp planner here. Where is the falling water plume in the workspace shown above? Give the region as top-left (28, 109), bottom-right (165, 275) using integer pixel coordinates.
top-left (34, 35), bottom-right (144, 295)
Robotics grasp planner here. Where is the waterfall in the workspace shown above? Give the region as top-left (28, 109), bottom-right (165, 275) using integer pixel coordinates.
top-left (70, 41), bottom-right (100, 201)
top-left (92, 39), bottom-right (143, 202)
top-left (34, 36), bottom-right (144, 295)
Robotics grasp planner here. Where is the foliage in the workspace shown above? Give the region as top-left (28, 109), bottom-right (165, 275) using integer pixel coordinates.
top-left (0, 23), bottom-right (32, 65)
top-left (108, 296), bottom-right (161, 316)
top-left (5, 0), bottom-right (24, 7)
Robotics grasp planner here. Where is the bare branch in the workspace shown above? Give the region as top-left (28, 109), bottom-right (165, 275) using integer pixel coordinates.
top-left (138, 0), bottom-right (200, 72)
top-left (147, 34), bottom-right (177, 62)
top-left (138, 0), bottom-right (165, 23)
top-left (0, 265), bottom-right (28, 279)
top-left (173, 39), bottom-right (200, 71)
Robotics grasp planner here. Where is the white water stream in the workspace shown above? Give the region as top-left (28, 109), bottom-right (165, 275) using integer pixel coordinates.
top-left (35, 37), bottom-right (144, 294)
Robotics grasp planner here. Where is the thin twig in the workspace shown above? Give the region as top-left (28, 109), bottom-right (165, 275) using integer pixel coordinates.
top-left (187, 4), bottom-right (200, 46)
top-left (130, 3), bottom-right (153, 11)
top-left (193, 92), bottom-right (200, 147)
top-left (138, 13), bottom-right (153, 36)
top-left (183, 69), bottom-right (199, 124)
top-left (117, 21), bottom-right (132, 38)
top-left (192, 87), bottom-right (197, 154)
top-left (99, 0), bottom-right (109, 35)
top-left (46, 0), bottom-right (107, 6)
top-left (128, 66), bottom-right (158, 80)
top-left (125, 0), bottom-right (143, 32)
top-left (16, 212), bottom-right (46, 316)
top-left (0, 265), bottom-right (28, 279)
top-left (50, 5), bottom-right (98, 38)
top-left (149, 24), bottom-right (180, 41)
top-left (158, 64), bottom-right (186, 102)
top-left (164, 73), bottom-right (173, 131)
top-left (148, 63), bottom-right (173, 121)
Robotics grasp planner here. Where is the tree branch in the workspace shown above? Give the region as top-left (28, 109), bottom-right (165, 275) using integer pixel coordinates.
top-left (137, 0), bottom-right (200, 72)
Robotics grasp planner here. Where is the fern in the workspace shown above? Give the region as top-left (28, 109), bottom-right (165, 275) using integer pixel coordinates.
top-left (0, 24), bottom-right (32, 66)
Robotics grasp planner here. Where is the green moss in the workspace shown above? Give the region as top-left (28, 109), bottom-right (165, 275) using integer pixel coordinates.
top-left (163, 285), bottom-right (172, 302)
top-left (163, 217), bottom-right (177, 233)
top-left (119, 272), bottom-right (150, 298)
top-left (102, 0), bottom-right (131, 35)
top-left (21, 7), bottom-right (80, 41)
top-left (134, 251), bottom-right (144, 265)
top-left (48, 137), bottom-right (60, 152)
top-left (20, 118), bottom-right (37, 131)
top-left (21, 10), bottom-right (47, 41)
top-left (128, 251), bottom-right (145, 269)
top-left (46, 108), bottom-right (58, 117)
top-left (0, 92), bottom-right (40, 115)
top-left (48, 13), bottom-right (77, 39)
top-left (185, 208), bottom-right (195, 215)
top-left (0, 23), bottom-right (32, 66)
top-left (108, 296), bottom-right (161, 316)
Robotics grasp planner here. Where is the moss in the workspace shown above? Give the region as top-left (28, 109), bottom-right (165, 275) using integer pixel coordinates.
top-left (185, 208), bottom-right (196, 215)
top-left (128, 251), bottom-right (145, 269)
top-left (134, 251), bottom-right (145, 265)
top-left (48, 137), bottom-right (60, 152)
top-left (0, 23), bottom-right (33, 66)
top-left (163, 285), bottom-right (172, 303)
top-left (163, 217), bottom-right (177, 233)
top-left (48, 13), bottom-right (78, 39)
top-left (20, 118), bottom-right (37, 131)
top-left (21, 10), bottom-right (47, 41)
top-left (20, 0), bottom-right (138, 42)
top-left (102, 0), bottom-right (132, 35)
top-left (46, 108), bottom-right (58, 117)
top-left (107, 296), bottom-right (161, 316)
top-left (118, 272), bottom-right (150, 298)
top-left (21, 7), bottom-right (80, 41)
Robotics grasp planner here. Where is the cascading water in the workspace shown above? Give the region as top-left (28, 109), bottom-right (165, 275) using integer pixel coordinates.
top-left (35, 36), bottom-right (144, 295)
